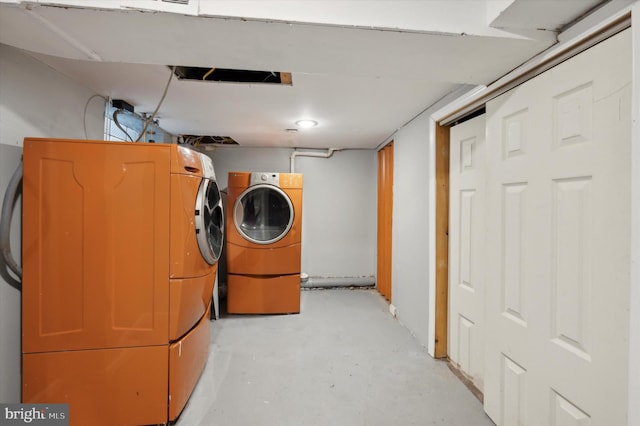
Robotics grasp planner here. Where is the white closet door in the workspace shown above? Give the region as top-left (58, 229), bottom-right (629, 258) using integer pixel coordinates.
top-left (483, 29), bottom-right (631, 425)
top-left (449, 114), bottom-right (486, 391)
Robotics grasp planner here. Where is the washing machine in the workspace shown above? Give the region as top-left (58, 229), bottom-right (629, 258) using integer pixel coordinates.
top-left (226, 171), bottom-right (303, 314)
top-left (21, 138), bottom-right (223, 425)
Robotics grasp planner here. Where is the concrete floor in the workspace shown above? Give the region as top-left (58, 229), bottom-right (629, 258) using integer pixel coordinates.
top-left (176, 288), bottom-right (495, 426)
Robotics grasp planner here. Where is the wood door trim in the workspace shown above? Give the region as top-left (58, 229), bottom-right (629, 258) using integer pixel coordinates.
top-left (434, 123), bottom-right (449, 358)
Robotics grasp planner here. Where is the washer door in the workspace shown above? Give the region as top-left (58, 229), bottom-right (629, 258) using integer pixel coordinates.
top-left (195, 178), bottom-right (224, 265)
top-left (233, 184), bottom-right (294, 245)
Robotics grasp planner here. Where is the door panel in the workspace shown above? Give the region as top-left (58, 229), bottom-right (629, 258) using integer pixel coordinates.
top-left (484, 29), bottom-right (631, 425)
top-left (377, 142), bottom-right (393, 301)
top-left (449, 114), bottom-right (486, 390)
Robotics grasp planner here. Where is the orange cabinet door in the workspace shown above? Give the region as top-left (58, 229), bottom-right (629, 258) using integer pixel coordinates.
top-left (22, 138), bottom-right (171, 353)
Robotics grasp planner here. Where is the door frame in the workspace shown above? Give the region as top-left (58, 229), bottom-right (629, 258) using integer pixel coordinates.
top-left (629, 5), bottom-right (640, 425)
top-left (433, 123), bottom-right (449, 358)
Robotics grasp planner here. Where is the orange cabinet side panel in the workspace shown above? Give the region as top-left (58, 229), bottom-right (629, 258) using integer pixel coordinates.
top-left (169, 306), bottom-right (211, 421)
top-left (22, 138), bottom-right (171, 353)
top-left (227, 274), bottom-right (300, 314)
top-left (169, 173), bottom-right (214, 278)
top-left (23, 345), bottom-right (169, 426)
top-left (169, 265), bottom-right (216, 341)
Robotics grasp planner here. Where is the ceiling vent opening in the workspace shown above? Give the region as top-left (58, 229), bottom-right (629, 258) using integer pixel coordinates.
top-left (180, 135), bottom-right (239, 146)
top-left (170, 66), bottom-right (292, 85)
top-left (162, 0), bottom-right (190, 4)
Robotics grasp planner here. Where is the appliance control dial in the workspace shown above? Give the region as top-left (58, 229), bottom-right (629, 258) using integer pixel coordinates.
top-left (250, 172), bottom-right (280, 186)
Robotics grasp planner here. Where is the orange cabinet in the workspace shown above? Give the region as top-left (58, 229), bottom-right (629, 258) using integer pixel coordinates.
top-left (21, 138), bottom-right (221, 425)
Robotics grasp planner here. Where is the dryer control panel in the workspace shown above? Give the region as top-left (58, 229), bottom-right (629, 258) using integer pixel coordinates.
top-left (250, 172), bottom-right (279, 187)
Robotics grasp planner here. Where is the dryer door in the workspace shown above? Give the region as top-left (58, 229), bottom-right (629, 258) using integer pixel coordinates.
top-left (233, 184), bottom-right (294, 245)
top-left (195, 178), bottom-right (224, 265)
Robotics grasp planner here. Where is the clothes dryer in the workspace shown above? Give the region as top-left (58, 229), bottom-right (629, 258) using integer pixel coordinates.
top-left (226, 171), bottom-right (303, 314)
top-left (21, 138), bottom-right (223, 425)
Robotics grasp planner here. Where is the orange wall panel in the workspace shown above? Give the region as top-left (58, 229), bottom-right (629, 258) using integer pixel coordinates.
top-left (377, 142), bottom-right (393, 301)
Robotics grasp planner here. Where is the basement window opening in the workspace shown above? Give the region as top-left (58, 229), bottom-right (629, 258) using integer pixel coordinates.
top-left (170, 66), bottom-right (292, 85)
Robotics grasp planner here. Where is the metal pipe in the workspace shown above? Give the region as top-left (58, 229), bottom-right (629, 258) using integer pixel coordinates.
top-left (301, 276), bottom-right (375, 289)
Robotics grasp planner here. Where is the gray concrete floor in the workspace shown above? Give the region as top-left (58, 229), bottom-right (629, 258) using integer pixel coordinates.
top-left (176, 288), bottom-right (495, 426)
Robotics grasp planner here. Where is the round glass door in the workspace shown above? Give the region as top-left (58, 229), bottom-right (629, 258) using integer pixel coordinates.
top-left (195, 178), bottom-right (224, 265)
top-left (233, 184), bottom-right (294, 244)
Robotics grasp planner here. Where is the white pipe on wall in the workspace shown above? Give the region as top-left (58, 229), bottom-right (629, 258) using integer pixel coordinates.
top-left (302, 276), bottom-right (375, 289)
top-left (289, 148), bottom-right (341, 173)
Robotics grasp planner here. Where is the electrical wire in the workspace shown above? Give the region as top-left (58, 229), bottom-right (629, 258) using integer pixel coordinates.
top-left (83, 94), bottom-right (107, 139)
top-left (135, 66), bottom-right (175, 142)
top-left (191, 136), bottom-right (204, 147)
top-left (262, 71), bottom-right (277, 82)
top-left (113, 109), bottom-right (135, 142)
top-left (202, 67), bottom-right (216, 81)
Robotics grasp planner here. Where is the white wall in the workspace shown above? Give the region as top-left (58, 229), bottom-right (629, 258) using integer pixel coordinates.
top-left (385, 87), bottom-right (476, 349)
top-left (386, 115), bottom-right (432, 346)
top-left (208, 146), bottom-right (376, 282)
top-left (0, 44), bottom-right (104, 402)
top-left (207, 146), bottom-right (292, 190)
top-left (296, 150), bottom-right (376, 278)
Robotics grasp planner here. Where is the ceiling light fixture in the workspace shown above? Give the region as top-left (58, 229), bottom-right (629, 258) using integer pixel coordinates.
top-left (295, 120), bottom-right (318, 128)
